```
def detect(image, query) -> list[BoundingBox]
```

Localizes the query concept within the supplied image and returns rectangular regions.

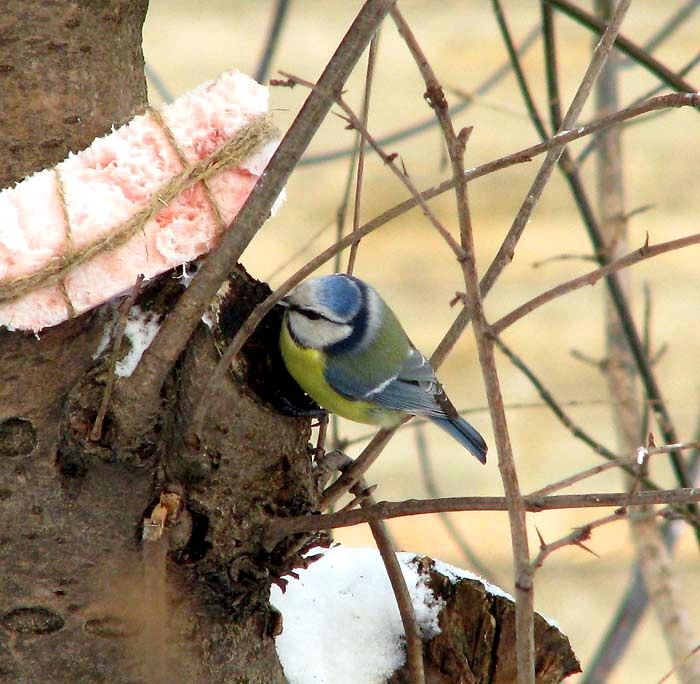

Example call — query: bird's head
[280,274,367,350]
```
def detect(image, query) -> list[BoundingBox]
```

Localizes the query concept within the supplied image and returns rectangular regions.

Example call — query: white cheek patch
[288,312,351,349]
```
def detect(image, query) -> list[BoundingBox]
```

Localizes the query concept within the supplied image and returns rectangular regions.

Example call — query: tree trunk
[0,3,316,682]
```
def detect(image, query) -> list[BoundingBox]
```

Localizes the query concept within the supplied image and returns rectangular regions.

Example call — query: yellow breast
[279,320,398,426]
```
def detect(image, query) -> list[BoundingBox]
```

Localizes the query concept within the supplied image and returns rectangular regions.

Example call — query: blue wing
[326,346,446,418]
[326,347,488,463]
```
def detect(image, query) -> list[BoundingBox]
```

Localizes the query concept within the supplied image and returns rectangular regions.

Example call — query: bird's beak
[277,297,291,309]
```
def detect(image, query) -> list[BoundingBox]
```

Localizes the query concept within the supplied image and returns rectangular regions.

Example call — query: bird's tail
[430,416,488,464]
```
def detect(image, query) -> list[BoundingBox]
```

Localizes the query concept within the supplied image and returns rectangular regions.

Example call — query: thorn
[269,78,295,88]
[647,432,656,448]
[449,291,466,307]
[332,111,354,129]
[535,526,547,550]
[458,125,474,146]
[386,152,398,164]
[362,484,378,497]
[640,231,650,255]
[574,540,600,558]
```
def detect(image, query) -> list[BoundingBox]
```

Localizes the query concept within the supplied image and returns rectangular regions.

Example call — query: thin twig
[367,511,425,684]
[254,0,292,83]
[625,0,700,59]
[531,508,633,568]
[415,425,498,581]
[347,32,380,274]
[656,643,700,684]
[491,0,548,139]
[265,487,700,541]
[90,274,144,442]
[299,25,541,166]
[491,232,700,335]
[577,53,700,164]
[529,460,622,498]
[547,0,698,93]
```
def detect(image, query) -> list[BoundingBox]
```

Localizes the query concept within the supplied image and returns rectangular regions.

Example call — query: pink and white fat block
[0,70,281,332]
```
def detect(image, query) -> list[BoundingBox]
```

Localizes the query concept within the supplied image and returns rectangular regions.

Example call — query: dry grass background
[144,2,700,681]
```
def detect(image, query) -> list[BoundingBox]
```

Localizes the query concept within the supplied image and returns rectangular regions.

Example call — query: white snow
[115,306,161,377]
[92,322,112,359]
[271,544,566,682]
[270,546,443,684]
[431,557,514,602]
[636,445,647,465]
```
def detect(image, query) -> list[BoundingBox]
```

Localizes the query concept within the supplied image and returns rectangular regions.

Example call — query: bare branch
[266,487,700,541]
[254,0,292,83]
[299,26,541,166]
[115,0,394,441]
[367,512,425,684]
[492,233,700,334]
[547,0,698,92]
[346,32,380,274]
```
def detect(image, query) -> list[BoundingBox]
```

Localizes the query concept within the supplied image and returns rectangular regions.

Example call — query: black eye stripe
[292,306,344,324]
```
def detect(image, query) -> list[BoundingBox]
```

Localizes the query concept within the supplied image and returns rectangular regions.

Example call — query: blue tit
[279,274,487,463]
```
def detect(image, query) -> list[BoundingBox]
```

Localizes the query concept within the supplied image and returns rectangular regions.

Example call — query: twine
[0,112,277,306]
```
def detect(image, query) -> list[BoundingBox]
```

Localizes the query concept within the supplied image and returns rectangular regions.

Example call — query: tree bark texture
[0,0,149,189]
[388,558,580,684]
[0,3,317,682]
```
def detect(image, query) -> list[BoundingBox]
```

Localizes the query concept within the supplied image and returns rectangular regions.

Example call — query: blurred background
[144,2,699,681]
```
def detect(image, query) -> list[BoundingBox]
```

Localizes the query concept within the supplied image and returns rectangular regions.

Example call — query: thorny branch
[395,10,539,683]
[266,487,700,542]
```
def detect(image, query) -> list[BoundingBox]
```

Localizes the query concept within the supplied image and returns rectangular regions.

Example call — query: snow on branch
[271,545,580,684]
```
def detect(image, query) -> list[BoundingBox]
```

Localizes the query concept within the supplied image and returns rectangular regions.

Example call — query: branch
[346,31,380,274]
[299,25,541,166]
[547,0,698,93]
[254,0,292,83]
[367,512,425,684]
[491,232,700,334]
[265,487,700,541]
[114,0,394,441]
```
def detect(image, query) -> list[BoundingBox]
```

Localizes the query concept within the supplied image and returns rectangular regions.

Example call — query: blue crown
[317,275,362,319]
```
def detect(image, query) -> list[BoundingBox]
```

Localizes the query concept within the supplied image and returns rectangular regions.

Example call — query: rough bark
[0,3,585,682]
[0,3,317,682]
[387,558,580,684]
[0,0,149,189]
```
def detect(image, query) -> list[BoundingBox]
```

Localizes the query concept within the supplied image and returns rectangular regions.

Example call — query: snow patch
[115,306,161,377]
[271,546,443,684]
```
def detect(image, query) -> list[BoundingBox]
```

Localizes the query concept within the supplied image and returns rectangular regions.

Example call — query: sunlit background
[144,2,700,681]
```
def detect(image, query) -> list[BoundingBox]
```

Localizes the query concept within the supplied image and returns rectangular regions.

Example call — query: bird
[278,274,487,463]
